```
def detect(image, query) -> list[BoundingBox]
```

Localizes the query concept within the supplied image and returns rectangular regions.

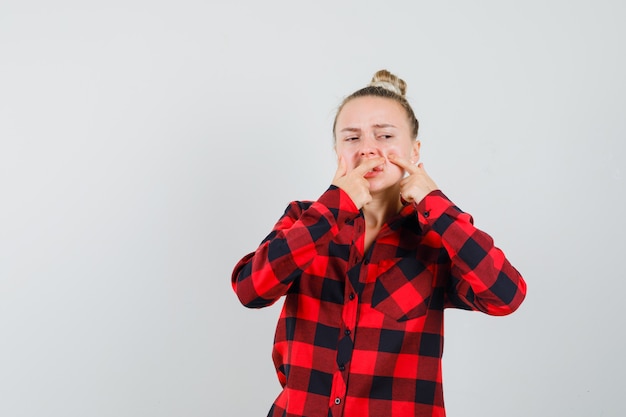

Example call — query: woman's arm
[231,186,359,308]
[416,190,527,315]
[388,155,526,315]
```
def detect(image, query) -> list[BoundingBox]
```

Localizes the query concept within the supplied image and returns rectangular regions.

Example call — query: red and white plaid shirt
[232,186,526,417]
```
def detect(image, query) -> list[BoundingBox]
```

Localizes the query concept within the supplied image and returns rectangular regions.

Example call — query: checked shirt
[232,186,526,417]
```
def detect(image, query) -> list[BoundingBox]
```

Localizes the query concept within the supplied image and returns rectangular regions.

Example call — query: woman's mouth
[364,164,385,178]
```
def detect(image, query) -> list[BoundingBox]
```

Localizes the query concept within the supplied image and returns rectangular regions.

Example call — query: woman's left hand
[388,154,439,204]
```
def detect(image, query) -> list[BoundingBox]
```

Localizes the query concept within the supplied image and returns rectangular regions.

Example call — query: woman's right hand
[332,156,385,209]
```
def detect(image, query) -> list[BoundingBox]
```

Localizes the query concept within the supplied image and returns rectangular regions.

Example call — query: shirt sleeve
[415,190,527,316]
[231,186,360,308]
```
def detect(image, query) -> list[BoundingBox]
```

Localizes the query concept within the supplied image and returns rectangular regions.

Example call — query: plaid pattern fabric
[232,186,526,417]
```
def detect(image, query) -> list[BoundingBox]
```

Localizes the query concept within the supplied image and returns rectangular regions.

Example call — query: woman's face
[334,96,420,194]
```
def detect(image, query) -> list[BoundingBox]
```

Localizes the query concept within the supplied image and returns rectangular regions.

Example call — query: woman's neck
[362,185,404,229]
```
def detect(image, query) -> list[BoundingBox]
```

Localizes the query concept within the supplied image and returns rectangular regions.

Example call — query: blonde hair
[333,69,419,140]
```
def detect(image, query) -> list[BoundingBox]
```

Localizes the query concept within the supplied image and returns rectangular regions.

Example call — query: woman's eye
[380,135,393,140]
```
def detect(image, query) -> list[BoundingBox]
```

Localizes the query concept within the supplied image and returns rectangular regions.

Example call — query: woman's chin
[368,180,402,198]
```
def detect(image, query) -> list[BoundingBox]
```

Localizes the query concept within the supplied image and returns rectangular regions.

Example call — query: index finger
[388,154,418,173]
[353,157,386,176]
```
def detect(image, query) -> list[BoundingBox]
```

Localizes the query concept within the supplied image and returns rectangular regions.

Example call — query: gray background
[1,1,625,416]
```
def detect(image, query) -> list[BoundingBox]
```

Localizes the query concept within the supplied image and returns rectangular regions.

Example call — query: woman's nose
[360,149,377,157]
[359,137,381,157]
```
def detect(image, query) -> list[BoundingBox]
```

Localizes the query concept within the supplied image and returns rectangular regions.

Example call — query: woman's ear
[410,140,421,164]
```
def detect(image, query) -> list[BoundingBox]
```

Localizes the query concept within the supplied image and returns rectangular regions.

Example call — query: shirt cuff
[414,190,458,227]
[316,185,360,224]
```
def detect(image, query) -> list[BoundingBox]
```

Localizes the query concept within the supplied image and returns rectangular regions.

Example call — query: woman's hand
[332,156,385,209]
[388,154,438,204]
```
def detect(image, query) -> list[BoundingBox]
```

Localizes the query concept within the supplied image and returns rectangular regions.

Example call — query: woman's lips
[363,164,385,178]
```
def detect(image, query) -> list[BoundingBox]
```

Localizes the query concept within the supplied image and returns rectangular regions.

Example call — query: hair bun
[369,69,407,97]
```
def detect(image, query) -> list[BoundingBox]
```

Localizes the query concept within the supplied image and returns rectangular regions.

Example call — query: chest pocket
[370,257,434,322]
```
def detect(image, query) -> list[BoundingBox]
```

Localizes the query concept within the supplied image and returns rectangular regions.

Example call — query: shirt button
[349,293,355,300]
[345,329,351,336]
[334,397,341,405]
[339,364,345,371]
[424,210,430,218]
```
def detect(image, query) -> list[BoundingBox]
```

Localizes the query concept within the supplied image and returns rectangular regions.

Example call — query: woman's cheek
[382,146,405,162]
[383,147,409,177]
[337,150,357,171]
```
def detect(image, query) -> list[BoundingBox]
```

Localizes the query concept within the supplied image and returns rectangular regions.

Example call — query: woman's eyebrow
[340,124,396,133]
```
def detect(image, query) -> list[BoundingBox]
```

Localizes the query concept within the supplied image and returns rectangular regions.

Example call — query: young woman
[232,70,527,417]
